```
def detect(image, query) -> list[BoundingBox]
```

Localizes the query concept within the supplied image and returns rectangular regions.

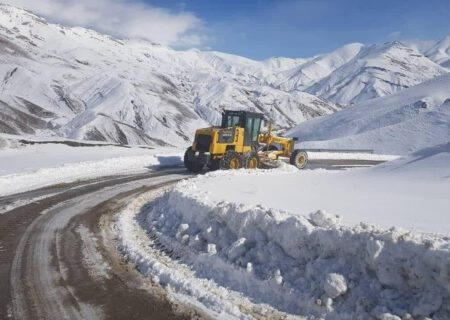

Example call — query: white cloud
[389,31,402,39]
[3,0,207,47]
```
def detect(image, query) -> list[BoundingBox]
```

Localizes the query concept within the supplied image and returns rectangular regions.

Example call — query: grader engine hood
[193,127,237,153]
[217,128,235,143]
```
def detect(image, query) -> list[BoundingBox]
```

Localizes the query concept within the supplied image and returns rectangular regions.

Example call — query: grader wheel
[244,151,260,169]
[220,150,244,170]
[290,149,308,169]
[184,147,205,173]
[207,159,221,171]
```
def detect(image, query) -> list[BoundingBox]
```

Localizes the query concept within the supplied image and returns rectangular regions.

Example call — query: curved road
[0,159,384,320]
[0,168,203,320]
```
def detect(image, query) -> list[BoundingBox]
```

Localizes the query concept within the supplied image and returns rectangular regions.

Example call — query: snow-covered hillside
[424,36,450,68]
[288,73,450,154]
[276,43,364,91]
[307,42,448,104]
[277,40,448,105]
[0,4,338,147]
[408,36,450,69]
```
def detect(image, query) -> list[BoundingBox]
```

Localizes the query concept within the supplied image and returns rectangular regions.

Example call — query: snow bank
[118,191,292,320]
[0,141,172,175]
[133,176,450,319]
[0,143,182,196]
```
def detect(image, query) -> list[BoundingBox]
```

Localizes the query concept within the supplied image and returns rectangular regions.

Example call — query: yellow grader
[184,110,308,172]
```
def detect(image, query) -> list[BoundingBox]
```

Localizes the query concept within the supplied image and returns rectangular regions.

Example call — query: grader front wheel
[290,149,308,169]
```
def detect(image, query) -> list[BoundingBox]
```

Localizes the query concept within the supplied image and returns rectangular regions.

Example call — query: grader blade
[258,157,282,169]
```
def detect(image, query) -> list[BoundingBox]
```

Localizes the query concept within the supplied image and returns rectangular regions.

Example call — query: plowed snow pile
[120,144,450,319]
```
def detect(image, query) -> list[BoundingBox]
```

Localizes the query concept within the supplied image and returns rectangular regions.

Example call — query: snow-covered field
[118,143,450,319]
[185,169,449,235]
[0,141,182,196]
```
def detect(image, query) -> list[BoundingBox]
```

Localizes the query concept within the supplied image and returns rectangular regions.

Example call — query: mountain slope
[423,36,450,68]
[306,42,448,105]
[407,36,450,68]
[288,73,450,154]
[0,4,337,146]
[276,43,364,91]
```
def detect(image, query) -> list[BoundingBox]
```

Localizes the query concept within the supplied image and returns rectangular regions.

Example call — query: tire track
[0,168,191,320]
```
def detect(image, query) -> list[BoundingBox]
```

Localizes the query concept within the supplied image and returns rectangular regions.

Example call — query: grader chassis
[184,110,308,172]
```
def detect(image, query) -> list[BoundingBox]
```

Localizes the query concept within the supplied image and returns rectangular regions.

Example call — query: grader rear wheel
[229,158,240,169]
[184,147,205,173]
[220,150,244,170]
[290,149,308,169]
[207,159,221,171]
[244,151,260,169]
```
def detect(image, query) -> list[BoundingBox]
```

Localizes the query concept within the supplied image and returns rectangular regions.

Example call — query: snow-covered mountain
[306,42,448,104]
[288,73,450,154]
[272,40,448,106]
[276,43,365,91]
[407,36,450,68]
[0,4,337,146]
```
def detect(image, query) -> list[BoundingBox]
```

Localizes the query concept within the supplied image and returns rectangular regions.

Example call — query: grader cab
[184,110,308,172]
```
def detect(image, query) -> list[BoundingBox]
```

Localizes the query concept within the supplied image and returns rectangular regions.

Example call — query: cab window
[246,117,254,139]
[252,118,261,141]
[226,115,240,127]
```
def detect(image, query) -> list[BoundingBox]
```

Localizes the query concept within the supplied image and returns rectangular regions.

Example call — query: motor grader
[184,110,308,172]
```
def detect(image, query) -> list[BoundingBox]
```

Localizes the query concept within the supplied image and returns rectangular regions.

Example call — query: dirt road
[0,168,205,320]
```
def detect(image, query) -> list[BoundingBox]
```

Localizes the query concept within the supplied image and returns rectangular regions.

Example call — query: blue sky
[146,0,450,59]
[11,0,450,60]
